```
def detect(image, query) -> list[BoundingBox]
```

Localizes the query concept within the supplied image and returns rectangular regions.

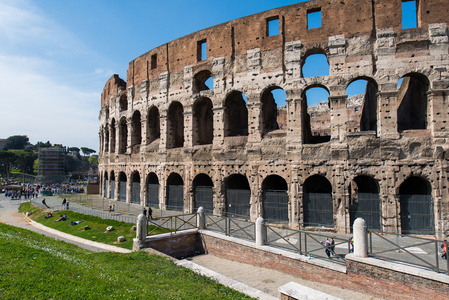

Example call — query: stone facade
[98,0,449,234]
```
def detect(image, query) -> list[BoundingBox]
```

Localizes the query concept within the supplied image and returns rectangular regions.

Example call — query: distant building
[36,148,66,184]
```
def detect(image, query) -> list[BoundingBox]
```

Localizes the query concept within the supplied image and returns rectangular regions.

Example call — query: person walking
[66,200,70,210]
[42,198,49,208]
[442,240,447,260]
[147,207,153,220]
[324,238,331,258]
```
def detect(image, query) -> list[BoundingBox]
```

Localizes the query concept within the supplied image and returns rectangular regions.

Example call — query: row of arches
[102,171,434,234]
[101,72,430,153]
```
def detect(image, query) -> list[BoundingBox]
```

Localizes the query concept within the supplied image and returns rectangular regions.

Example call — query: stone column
[286,97,303,149]
[353,218,368,257]
[247,98,262,144]
[140,172,146,207]
[212,107,225,148]
[126,173,132,204]
[133,210,147,250]
[197,207,205,229]
[159,113,167,151]
[114,174,120,202]
[329,95,348,142]
[184,106,193,148]
[255,217,267,246]
[126,119,132,154]
[377,90,399,139]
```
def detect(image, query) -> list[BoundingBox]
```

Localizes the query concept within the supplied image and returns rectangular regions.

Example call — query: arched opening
[104,171,109,198]
[193,70,213,93]
[105,126,109,153]
[262,175,288,223]
[260,87,287,136]
[118,117,127,154]
[346,79,378,133]
[302,86,331,144]
[399,176,433,234]
[147,106,160,145]
[119,94,128,111]
[110,171,115,200]
[131,171,140,204]
[110,119,116,153]
[167,102,184,149]
[118,172,127,202]
[166,173,184,211]
[302,53,329,78]
[224,91,248,137]
[224,174,250,218]
[303,175,333,227]
[131,111,141,152]
[349,175,380,230]
[193,174,214,213]
[147,172,159,207]
[397,74,429,131]
[193,97,213,145]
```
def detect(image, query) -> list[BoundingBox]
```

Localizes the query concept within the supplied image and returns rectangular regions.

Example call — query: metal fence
[367,230,448,274]
[147,213,197,235]
[265,224,350,266]
[204,214,255,242]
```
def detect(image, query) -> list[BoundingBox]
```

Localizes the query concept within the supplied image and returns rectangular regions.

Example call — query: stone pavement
[0,193,385,299]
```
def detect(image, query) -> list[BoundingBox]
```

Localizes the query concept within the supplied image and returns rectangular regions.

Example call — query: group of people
[61,198,70,210]
[323,236,354,258]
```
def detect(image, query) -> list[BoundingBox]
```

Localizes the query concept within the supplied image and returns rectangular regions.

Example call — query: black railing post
[299,231,302,254]
[305,233,308,257]
[435,241,440,273]
[369,231,373,254]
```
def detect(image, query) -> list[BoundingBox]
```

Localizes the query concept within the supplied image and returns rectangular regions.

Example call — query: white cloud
[0,0,108,152]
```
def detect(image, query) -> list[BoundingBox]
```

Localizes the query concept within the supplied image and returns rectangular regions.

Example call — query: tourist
[66,200,70,210]
[324,238,331,258]
[42,198,49,208]
[148,207,153,220]
[55,214,67,222]
[442,240,447,260]
[45,212,53,219]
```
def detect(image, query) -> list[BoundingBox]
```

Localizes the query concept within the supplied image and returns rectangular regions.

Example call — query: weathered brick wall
[98,0,449,234]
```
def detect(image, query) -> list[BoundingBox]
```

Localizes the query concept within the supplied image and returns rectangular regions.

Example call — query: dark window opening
[151,54,157,69]
[224,91,248,137]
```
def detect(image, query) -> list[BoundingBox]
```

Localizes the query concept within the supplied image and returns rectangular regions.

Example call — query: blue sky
[0,0,392,151]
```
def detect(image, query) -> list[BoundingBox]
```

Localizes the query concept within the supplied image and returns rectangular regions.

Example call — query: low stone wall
[198,231,449,300]
[135,229,448,299]
[137,229,202,258]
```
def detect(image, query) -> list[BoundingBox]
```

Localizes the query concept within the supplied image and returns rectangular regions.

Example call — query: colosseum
[99,0,449,235]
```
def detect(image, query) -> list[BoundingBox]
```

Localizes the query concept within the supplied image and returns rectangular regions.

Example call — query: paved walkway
[0,193,384,299]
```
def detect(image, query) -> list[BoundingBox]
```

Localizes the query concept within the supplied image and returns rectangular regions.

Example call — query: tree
[0,150,17,179]
[88,156,98,166]
[13,150,37,182]
[3,135,30,150]
[80,147,96,156]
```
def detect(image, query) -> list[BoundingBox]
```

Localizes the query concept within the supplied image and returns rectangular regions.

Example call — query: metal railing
[368,231,449,274]
[147,213,197,235]
[204,214,255,242]
[265,224,350,266]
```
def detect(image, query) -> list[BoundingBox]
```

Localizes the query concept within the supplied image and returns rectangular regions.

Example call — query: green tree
[88,156,98,166]
[0,150,17,179]
[33,159,39,174]
[13,150,37,182]
[4,135,30,150]
[80,147,96,156]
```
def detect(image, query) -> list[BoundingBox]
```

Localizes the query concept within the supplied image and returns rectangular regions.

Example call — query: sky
[0,0,383,152]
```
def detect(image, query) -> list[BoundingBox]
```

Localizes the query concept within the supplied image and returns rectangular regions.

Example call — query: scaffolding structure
[36,148,66,184]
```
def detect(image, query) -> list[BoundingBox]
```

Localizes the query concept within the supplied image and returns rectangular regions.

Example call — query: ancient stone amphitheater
[99,0,449,234]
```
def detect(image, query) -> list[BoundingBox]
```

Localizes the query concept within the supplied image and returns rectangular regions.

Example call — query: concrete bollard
[197,206,205,230]
[256,217,267,246]
[353,217,368,258]
[136,210,147,242]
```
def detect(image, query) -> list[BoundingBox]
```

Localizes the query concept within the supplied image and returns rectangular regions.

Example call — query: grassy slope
[0,222,252,299]
[18,202,169,250]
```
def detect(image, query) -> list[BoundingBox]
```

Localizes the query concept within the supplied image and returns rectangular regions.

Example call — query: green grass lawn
[0,222,252,299]
[18,202,169,250]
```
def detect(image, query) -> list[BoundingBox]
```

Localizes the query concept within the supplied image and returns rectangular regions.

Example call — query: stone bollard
[256,217,267,246]
[353,217,368,258]
[197,207,205,230]
[133,209,147,250]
